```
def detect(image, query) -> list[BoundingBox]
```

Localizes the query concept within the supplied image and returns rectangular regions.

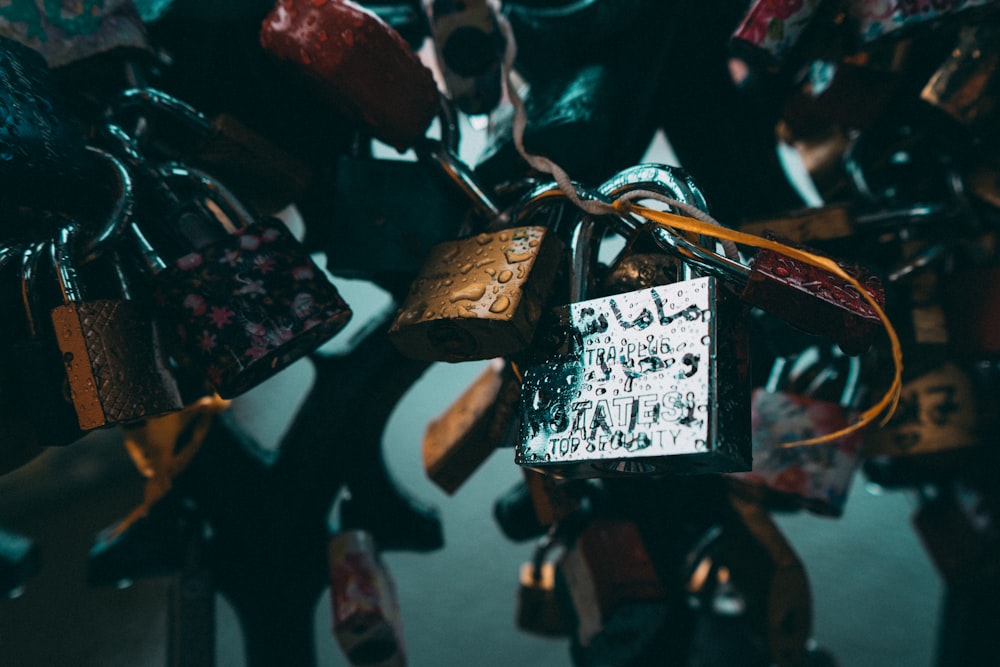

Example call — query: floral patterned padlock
[129,161,352,399]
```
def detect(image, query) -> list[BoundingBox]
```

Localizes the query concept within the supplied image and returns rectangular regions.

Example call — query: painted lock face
[517,275,750,478]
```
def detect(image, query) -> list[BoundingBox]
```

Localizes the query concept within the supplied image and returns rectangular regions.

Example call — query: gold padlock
[388,223,564,362]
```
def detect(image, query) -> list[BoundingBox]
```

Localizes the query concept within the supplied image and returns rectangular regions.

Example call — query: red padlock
[260,0,440,152]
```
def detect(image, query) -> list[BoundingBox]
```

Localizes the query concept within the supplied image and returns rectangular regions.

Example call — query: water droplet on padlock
[505,250,534,264]
[498,231,511,242]
[497,269,513,283]
[489,295,511,313]
[475,233,492,245]
[450,284,486,302]
[774,265,791,278]
[459,262,474,274]
[317,30,328,42]
[341,30,354,46]
[700,335,711,345]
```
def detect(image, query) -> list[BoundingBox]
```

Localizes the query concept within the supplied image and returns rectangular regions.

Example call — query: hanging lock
[516,530,574,637]
[922,22,1000,137]
[422,0,505,115]
[517,169,751,478]
[729,346,867,517]
[0,35,90,214]
[386,183,566,363]
[110,129,352,398]
[558,517,669,650]
[722,493,813,667]
[422,358,521,495]
[493,469,599,542]
[326,101,500,290]
[328,489,406,667]
[105,87,314,217]
[260,0,440,153]
[50,224,184,431]
[863,361,981,458]
[736,201,949,246]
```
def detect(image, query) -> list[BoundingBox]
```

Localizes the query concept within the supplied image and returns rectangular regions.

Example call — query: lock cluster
[0,1,999,666]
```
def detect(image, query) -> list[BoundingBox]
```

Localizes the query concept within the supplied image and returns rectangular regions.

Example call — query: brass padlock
[422,358,520,495]
[863,361,981,458]
[387,189,566,362]
[50,224,184,431]
[516,532,573,637]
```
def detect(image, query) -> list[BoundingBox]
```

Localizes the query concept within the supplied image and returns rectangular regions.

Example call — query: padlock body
[153,218,352,399]
[864,362,980,457]
[260,0,439,152]
[328,530,405,667]
[729,389,864,517]
[422,358,516,494]
[743,245,885,356]
[327,155,470,279]
[558,519,666,646]
[388,225,564,362]
[517,276,750,478]
[51,299,183,430]
[517,560,572,636]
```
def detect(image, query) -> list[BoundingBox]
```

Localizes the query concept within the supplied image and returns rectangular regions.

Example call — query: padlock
[728,347,867,517]
[913,477,1000,588]
[728,0,831,71]
[736,201,949,247]
[327,490,406,667]
[0,0,150,69]
[260,0,440,153]
[558,517,669,648]
[516,531,574,637]
[9,239,90,447]
[0,524,41,597]
[848,0,999,45]
[517,173,751,479]
[105,87,314,217]
[422,358,520,495]
[323,116,493,289]
[110,138,352,398]
[493,470,598,542]
[386,184,567,363]
[685,558,771,667]
[0,34,91,213]
[50,224,184,430]
[475,58,664,189]
[422,0,504,115]
[722,492,813,667]
[863,361,981,458]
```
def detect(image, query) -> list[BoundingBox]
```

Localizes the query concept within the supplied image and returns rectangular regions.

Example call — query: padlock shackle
[75,147,136,266]
[105,87,212,142]
[52,225,83,305]
[415,137,501,220]
[20,241,48,341]
[596,165,750,284]
[156,162,255,235]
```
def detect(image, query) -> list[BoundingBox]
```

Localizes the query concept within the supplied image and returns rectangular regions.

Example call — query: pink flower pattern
[154,218,352,397]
